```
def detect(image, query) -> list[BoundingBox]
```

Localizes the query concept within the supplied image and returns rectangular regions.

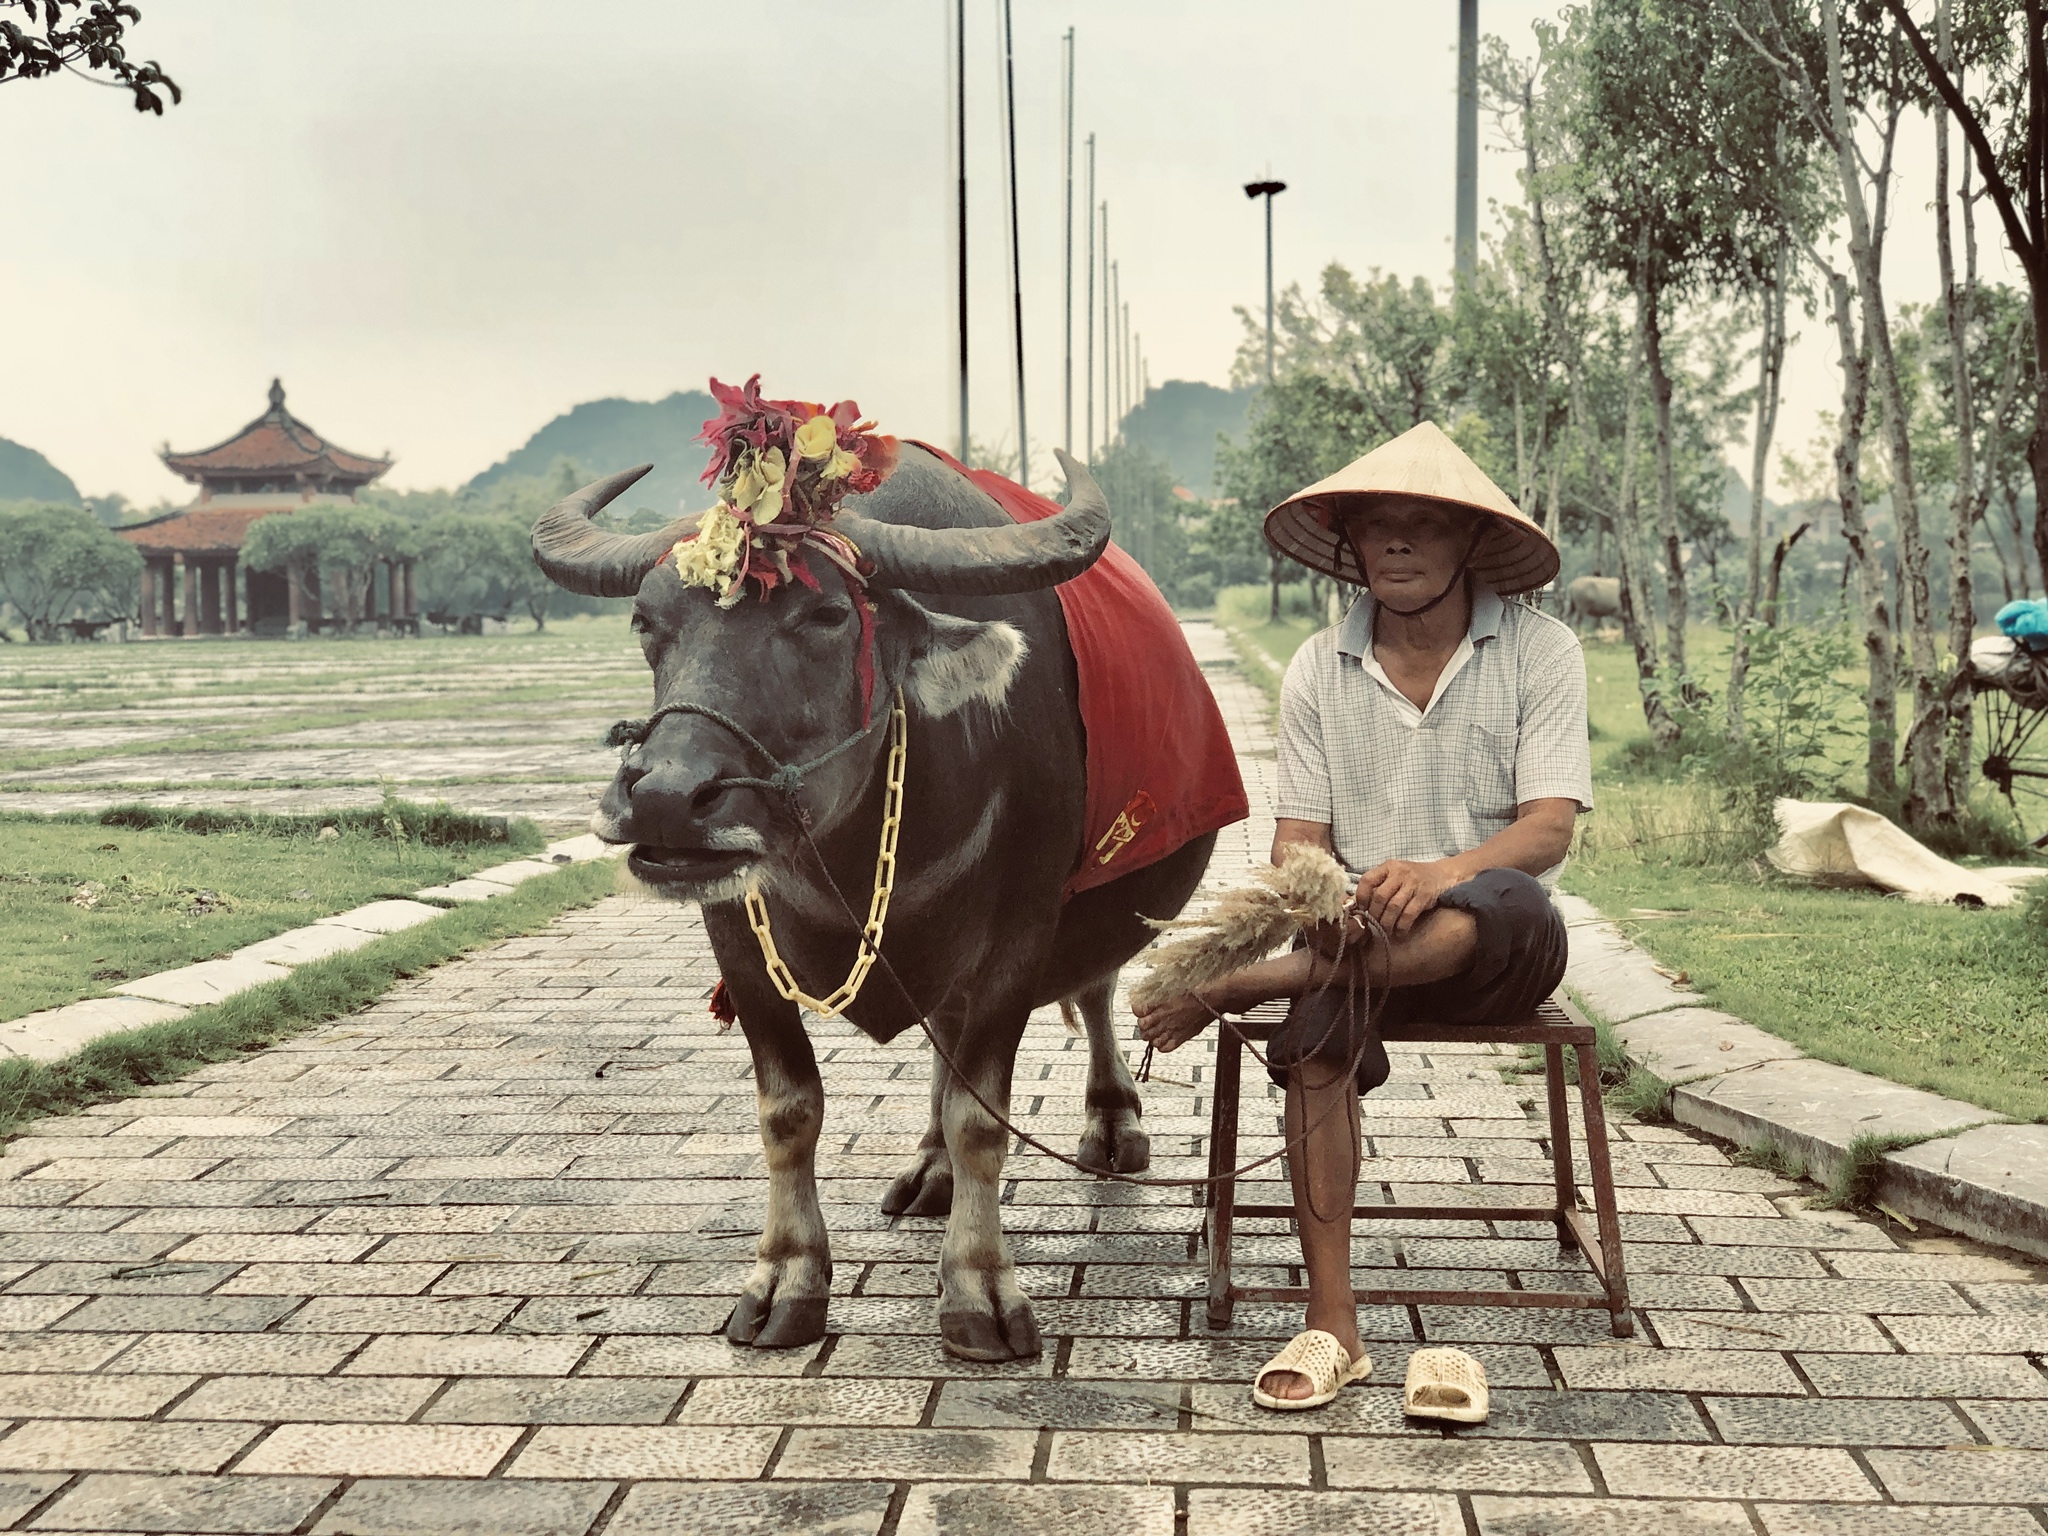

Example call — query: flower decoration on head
[669,375,900,610]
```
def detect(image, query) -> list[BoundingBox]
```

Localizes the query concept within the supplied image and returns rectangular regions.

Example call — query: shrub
[0,502,144,641]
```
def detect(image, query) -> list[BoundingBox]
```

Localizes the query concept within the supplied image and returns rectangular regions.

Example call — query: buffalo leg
[726,997,833,1349]
[1071,973,1150,1174]
[880,1056,954,1218]
[936,1008,1041,1361]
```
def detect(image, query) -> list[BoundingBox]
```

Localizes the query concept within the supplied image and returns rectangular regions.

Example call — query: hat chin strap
[1343,523,1486,619]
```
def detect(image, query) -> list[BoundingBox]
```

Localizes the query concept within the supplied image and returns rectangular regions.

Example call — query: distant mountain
[1119,381,1255,497]
[0,437,81,504]
[468,392,719,515]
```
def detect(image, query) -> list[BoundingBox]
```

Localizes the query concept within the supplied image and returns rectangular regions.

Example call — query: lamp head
[1243,180,1287,199]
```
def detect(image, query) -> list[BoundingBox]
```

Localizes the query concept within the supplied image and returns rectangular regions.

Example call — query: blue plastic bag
[1996,598,2048,654]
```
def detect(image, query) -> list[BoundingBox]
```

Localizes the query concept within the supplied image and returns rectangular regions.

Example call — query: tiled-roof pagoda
[119,381,411,637]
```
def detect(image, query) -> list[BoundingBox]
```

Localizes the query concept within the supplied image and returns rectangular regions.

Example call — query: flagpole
[1062,27,1075,457]
[1084,134,1096,461]
[954,0,968,463]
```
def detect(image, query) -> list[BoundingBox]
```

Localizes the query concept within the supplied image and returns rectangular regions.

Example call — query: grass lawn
[3,805,541,1018]
[1211,588,2048,1121]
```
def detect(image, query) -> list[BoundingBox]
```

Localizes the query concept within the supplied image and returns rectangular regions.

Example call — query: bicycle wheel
[1977,685,2048,848]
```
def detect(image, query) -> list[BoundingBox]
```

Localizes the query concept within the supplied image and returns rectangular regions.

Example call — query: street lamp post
[1243,180,1286,384]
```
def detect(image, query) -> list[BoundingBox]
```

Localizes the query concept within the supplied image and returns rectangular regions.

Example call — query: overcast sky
[0,1,2011,508]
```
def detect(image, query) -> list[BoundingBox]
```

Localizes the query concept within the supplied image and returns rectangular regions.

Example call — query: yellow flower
[818,445,861,483]
[672,502,747,595]
[728,447,787,524]
[794,414,839,462]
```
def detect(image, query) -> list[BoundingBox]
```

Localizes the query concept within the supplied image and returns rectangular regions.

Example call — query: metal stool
[1203,991,1632,1336]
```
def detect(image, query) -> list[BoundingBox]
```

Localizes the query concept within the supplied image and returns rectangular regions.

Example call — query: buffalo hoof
[940,1296,1042,1362]
[1077,1113,1150,1175]
[726,1291,830,1349]
[881,1148,954,1217]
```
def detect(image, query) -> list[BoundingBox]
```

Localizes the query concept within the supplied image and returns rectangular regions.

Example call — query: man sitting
[1135,422,1591,1410]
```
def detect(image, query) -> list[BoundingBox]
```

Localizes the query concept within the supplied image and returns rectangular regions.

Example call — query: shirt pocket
[1465,722,1520,823]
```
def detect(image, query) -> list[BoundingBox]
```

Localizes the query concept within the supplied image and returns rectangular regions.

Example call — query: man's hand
[1355,858,1460,937]
[1133,992,1219,1054]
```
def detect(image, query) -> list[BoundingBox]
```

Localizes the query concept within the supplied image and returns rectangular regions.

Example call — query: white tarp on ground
[1768,798,2046,908]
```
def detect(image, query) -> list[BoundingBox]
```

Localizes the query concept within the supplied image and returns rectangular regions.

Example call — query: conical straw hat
[1262,420,1559,594]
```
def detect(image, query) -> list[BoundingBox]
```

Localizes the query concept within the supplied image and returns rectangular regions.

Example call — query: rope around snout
[615,694,1385,1191]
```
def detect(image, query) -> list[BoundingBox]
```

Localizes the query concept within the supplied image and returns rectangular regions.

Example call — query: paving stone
[933,1379,1178,1430]
[1648,1310,1892,1352]
[1703,1395,1967,1446]
[0,1472,64,1525]
[0,1333,131,1372]
[236,922,383,965]
[310,1476,613,1536]
[897,1484,1174,1536]
[1796,1353,2048,1398]
[114,957,291,1008]
[423,1376,680,1424]
[1472,1496,1756,1535]
[280,1297,518,1333]
[1881,1316,2048,1353]
[1452,1389,1710,1442]
[317,900,446,936]
[1593,1443,1879,1500]
[680,1377,931,1427]
[345,1332,589,1377]
[111,1331,363,1375]
[776,1427,1037,1481]
[1552,1346,1804,1394]
[0,1372,192,1418]
[508,1296,733,1335]
[508,1424,779,1479]
[1865,1447,2048,1503]
[1610,1009,1804,1083]
[1049,1430,1311,1486]
[31,1471,334,1533]
[1960,1283,2048,1313]
[820,1334,1050,1379]
[241,1422,520,1477]
[1685,1216,1899,1250]
[606,1481,894,1536]
[172,1375,442,1422]
[1187,1489,1465,1536]
[1323,1437,1593,1493]
[0,1418,255,1473]
[1959,1398,2048,1448]
[583,1334,823,1377]
[1757,1506,2046,1536]
[1742,1278,1973,1314]
[10,1260,237,1294]
[0,1295,90,1330]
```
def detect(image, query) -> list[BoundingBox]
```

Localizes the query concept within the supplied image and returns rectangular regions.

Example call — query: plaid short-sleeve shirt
[1275,586,1593,884]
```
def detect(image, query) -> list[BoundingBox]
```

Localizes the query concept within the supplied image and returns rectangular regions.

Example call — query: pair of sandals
[1252,1331,1489,1421]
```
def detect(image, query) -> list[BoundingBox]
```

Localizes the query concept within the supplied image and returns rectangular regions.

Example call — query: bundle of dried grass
[1129,843,1349,1010]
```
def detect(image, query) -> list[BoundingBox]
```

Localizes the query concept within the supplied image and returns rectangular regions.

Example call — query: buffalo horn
[835,447,1112,595]
[529,464,699,597]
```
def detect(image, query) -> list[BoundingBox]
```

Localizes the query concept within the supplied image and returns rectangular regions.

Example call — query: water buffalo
[1565,574,1622,631]
[530,447,1214,1361]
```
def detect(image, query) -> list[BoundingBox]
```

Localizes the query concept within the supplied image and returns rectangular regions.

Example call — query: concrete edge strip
[1551,890,2048,1264]
[0,832,625,1064]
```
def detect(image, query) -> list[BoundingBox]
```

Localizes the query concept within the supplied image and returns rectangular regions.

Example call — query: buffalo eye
[807,603,853,629]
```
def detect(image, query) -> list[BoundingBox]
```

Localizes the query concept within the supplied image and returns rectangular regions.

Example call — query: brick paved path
[0,628,2042,1535]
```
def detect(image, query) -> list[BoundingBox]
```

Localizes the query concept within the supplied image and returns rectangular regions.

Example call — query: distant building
[118,380,408,636]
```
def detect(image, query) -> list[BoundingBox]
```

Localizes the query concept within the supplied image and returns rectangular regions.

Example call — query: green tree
[243,505,410,633]
[0,501,142,641]
[1,1,179,111]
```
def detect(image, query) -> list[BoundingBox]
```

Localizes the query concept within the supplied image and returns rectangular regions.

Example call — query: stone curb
[0,832,623,1064]
[1554,890,2048,1263]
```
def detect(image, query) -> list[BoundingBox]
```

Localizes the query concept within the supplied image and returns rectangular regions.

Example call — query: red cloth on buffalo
[912,446,1248,899]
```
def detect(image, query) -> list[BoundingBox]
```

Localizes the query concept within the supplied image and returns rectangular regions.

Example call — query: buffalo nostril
[689,781,726,813]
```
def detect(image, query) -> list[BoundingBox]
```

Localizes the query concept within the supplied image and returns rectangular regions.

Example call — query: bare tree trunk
[1823,4,1935,816]
[1613,345,1675,747]
[1827,266,1896,798]
[1729,235,1791,741]
[1931,5,1976,820]
[1637,261,1688,682]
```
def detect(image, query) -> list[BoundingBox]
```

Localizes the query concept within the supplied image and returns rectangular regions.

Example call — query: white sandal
[1403,1346,1489,1424]
[1251,1329,1372,1411]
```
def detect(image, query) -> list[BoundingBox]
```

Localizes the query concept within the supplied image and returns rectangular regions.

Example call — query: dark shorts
[1263,867,1569,1093]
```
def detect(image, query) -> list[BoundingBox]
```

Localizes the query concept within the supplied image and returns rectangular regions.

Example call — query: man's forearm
[1434,801,1575,885]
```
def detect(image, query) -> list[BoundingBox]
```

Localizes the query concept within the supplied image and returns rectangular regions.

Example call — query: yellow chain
[743,692,907,1019]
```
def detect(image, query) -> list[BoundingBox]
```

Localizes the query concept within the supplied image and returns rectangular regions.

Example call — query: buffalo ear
[896,600,1028,718]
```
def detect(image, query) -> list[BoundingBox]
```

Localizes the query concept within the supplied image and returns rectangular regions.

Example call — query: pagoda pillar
[286,559,304,634]
[402,560,417,621]
[180,558,199,639]
[200,560,223,635]
[138,566,157,637]
[224,558,240,633]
